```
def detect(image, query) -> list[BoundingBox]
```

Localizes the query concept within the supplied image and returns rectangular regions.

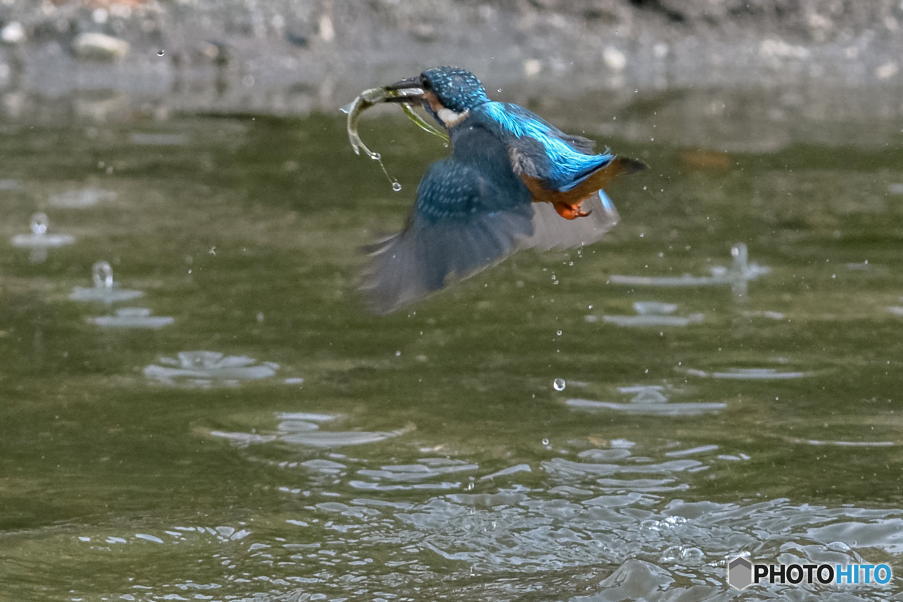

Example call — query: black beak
[383,76,424,103]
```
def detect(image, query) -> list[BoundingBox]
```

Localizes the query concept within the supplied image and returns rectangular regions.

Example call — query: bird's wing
[501,103,597,153]
[523,190,620,251]
[360,157,534,314]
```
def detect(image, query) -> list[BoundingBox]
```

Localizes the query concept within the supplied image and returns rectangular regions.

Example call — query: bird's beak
[382,76,424,103]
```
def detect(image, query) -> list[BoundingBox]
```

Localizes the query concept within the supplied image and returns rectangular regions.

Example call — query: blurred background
[1,1,902,600]
[1,0,902,130]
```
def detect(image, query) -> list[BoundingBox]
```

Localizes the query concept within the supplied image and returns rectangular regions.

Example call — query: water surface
[1,94,902,599]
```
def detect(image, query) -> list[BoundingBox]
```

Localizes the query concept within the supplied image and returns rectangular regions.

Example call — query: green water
[1,98,902,600]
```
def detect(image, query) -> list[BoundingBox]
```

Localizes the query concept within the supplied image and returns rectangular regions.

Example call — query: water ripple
[144,351,280,387]
[566,398,727,415]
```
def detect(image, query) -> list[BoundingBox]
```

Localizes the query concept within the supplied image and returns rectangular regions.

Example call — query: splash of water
[92,261,114,289]
[31,212,48,235]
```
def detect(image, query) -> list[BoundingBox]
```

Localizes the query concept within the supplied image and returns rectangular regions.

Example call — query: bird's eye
[421,78,432,91]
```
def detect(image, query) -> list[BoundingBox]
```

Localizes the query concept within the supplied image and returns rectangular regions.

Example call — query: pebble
[602,46,627,72]
[1,21,25,45]
[72,32,130,61]
[523,58,542,77]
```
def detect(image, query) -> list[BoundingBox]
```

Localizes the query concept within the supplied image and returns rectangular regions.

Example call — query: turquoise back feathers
[419,66,615,193]
[479,102,614,192]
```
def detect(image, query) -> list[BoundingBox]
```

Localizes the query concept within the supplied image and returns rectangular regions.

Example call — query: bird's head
[385,66,490,128]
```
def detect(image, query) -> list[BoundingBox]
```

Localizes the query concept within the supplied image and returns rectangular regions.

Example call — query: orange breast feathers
[521,156,643,220]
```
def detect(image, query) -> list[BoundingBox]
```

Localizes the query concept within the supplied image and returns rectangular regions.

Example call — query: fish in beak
[382,76,424,102]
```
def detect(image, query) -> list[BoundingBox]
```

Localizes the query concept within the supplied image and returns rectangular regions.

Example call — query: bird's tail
[568,156,647,196]
[610,156,648,176]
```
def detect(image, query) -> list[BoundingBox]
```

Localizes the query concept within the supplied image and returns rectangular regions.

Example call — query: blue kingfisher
[360,66,646,314]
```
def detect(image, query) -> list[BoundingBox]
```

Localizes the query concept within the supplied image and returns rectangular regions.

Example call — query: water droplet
[92,261,114,289]
[730,242,749,273]
[394,350,401,357]
[681,547,705,564]
[552,378,566,391]
[156,49,165,56]
[368,151,399,191]
[660,545,682,562]
[631,387,668,404]
[555,329,563,336]
[541,438,550,446]
[30,212,49,236]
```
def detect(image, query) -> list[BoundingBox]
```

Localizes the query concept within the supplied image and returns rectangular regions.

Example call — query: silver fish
[342,86,447,160]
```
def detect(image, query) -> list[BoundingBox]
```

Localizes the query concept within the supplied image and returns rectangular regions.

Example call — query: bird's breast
[520,158,630,206]
[520,174,556,203]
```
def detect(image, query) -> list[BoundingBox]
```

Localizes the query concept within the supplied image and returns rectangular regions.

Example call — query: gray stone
[72,32,129,61]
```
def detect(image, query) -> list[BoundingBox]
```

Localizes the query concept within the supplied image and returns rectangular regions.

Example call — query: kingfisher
[359,66,646,314]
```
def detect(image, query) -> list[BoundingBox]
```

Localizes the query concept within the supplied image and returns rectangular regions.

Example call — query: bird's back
[474,102,614,190]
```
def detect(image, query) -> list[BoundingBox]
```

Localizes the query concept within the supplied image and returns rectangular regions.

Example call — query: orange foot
[553,201,592,220]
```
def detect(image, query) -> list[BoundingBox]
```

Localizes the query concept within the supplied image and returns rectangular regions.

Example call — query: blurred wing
[360,158,533,314]
[524,189,620,251]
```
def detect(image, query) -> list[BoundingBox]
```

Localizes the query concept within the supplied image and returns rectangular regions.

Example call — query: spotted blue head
[420,66,490,112]
[385,66,491,128]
